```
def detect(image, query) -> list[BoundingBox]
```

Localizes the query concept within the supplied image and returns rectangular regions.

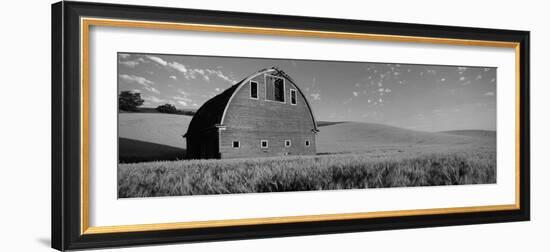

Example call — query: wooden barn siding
[186,129,219,159]
[220,74,316,158]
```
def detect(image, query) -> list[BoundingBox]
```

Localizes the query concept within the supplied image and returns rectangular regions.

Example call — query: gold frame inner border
[79,17,521,235]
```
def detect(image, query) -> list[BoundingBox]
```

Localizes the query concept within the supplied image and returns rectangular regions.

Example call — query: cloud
[491,78,496,82]
[206,69,235,83]
[310,93,321,100]
[378,88,384,92]
[119,74,154,86]
[118,55,144,68]
[385,88,391,93]
[459,76,466,81]
[143,96,167,104]
[215,88,221,92]
[119,60,140,68]
[177,89,189,96]
[169,75,177,80]
[353,91,358,97]
[440,78,446,82]
[177,101,188,106]
[484,91,495,96]
[144,86,160,94]
[476,74,483,80]
[145,55,236,84]
[173,96,192,103]
[119,74,160,94]
[168,61,187,74]
[146,55,168,66]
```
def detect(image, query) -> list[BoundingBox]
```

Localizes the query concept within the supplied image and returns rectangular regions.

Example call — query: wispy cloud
[118,55,145,68]
[119,60,140,68]
[168,61,187,74]
[143,96,167,104]
[484,91,495,96]
[352,91,359,97]
[119,74,154,86]
[169,75,177,80]
[119,74,159,94]
[310,93,321,100]
[146,55,168,66]
[173,96,192,103]
[427,69,437,75]
[144,86,160,94]
[145,55,235,84]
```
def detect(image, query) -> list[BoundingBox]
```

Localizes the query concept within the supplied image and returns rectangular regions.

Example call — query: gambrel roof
[184,67,318,137]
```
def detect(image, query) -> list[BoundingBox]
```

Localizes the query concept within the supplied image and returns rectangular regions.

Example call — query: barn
[183,67,319,159]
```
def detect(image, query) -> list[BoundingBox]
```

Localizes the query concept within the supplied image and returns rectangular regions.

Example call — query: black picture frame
[52,1,530,251]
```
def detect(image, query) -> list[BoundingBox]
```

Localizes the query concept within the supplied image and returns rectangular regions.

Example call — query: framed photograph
[52,1,530,250]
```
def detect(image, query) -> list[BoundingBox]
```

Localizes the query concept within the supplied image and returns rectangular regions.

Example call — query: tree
[118,91,144,111]
[156,103,178,114]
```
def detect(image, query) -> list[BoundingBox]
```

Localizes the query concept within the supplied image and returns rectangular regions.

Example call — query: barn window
[305,140,310,147]
[274,79,284,102]
[285,140,291,147]
[261,140,269,148]
[265,75,285,103]
[233,141,240,148]
[290,89,297,105]
[250,81,258,99]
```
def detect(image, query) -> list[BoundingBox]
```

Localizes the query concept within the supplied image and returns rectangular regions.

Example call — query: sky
[118,53,496,132]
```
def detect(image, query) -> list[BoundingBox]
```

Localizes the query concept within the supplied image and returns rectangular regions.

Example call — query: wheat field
[118,149,495,198]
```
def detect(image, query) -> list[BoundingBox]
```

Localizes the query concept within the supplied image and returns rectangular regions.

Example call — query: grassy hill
[118,113,495,163]
[118,115,497,197]
[317,122,495,157]
[118,113,192,163]
[440,130,496,138]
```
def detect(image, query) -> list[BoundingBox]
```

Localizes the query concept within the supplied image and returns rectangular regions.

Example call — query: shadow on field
[118,138,186,163]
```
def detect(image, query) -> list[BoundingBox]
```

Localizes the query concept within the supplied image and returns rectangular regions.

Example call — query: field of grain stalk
[118,150,496,198]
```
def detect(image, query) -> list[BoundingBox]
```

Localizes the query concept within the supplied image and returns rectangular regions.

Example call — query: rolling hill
[118,113,192,163]
[118,113,495,162]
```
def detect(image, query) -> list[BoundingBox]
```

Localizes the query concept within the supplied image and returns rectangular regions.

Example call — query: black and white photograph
[117,53,497,198]
[43,1,536,251]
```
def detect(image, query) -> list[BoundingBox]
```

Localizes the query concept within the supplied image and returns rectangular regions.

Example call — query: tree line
[118,90,181,114]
